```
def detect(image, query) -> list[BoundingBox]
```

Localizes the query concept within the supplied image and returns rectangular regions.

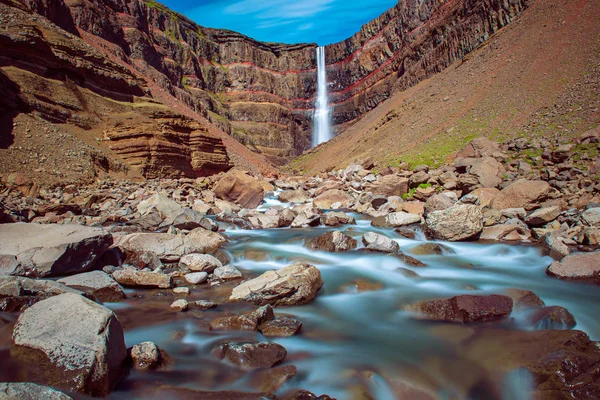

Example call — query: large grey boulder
[230,263,323,306]
[424,204,483,241]
[0,382,73,399]
[114,228,227,263]
[11,293,126,396]
[0,223,112,278]
[0,276,91,312]
[58,271,125,302]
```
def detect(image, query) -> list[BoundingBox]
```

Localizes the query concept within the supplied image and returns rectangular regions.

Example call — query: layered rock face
[7,0,527,167]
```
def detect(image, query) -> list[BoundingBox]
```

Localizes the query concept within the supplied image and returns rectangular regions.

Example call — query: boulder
[114,229,226,263]
[409,243,455,256]
[322,211,356,226]
[0,275,90,312]
[470,157,504,188]
[212,342,287,370]
[184,272,208,284]
[259,316,302,337]
[366,175,409,197]
[0,383,73,400]
[406,294,513,323]
[313,189,353,209]
[546,251,600,283]
[480,224,531,242]
[491,180,550,210]
[529,306,576,329]
[179,253,223,273]
[470,188,500,208]
[307,231,357,252]
[213,265,243,281]
[136,194,181,217]
[525,206,561,227]
[129,341,169,370]
[424,204,483,241]
[361,232,399,253]
[424,193,455,216]
[291,209,321,228]
[581,207,600,227]
[58,271,125,302]
[503,288,545,311]
[11,293,126,396]
[214,170,265,209]
[170,299,188,312]
[230,263,323,306]
[278,190,309,204]
[0,223,112,278]
[112,270,172,289]
[371,212,421,228]
[248,215,280,229]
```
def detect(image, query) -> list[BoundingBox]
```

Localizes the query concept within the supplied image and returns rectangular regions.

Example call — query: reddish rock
[214,170,265,209]
[406,294,513,323]
[212,342,287,370]
[307,231,357,252]
[491,179,550,210]
[546,251,600,283]
[259,317,302,337]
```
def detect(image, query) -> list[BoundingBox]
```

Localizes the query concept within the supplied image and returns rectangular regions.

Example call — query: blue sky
[159,0,398,45]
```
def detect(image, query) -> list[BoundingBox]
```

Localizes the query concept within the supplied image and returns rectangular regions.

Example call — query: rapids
[2,192,600,399]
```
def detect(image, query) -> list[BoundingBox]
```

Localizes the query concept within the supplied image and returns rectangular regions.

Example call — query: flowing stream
[312,46,332,147]
[2,193,600,399]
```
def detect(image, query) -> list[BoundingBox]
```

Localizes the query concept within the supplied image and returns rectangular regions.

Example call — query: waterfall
[312,46,332,147]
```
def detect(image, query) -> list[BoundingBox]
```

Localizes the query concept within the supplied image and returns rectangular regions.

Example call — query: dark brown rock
[259,317,303,337]
[406,294,513,323]
[307,231,357,252]
[212,342,287,370]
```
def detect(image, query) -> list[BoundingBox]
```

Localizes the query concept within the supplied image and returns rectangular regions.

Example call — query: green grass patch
[402,183,432,200]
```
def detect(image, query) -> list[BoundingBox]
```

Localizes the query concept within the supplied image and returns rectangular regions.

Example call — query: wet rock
[211,314,260,331]
[322,211,356,226]
[291,209,321,228]
[142,386,276,399]
[0,276,90,312]
[184,271,208,284]
[424,204,483,241]
[284,390,334,400]
[112,270,172,289]
[194,300,217,310]
[230,263,323,306]
[278,190,309,203]
[406,294,513,323]
[212,341,287,370]
[491,179,550,210]
[361,232,399,253]
[129,341,170,370]
[480,224,531,241]
[278,208,296,227]
[11,293,126,396]
[529,306,576,329]
[179,253,223,273]
[173,287,190,295]
[57,271,125,302]
[503,288,545,311]
[259,316,303,337]
[214,170,265,209]
[249,364,297,392]
[114,229,227,263]
[213,265,243,281]
[170,299,188,312]
[395,228,417,239]
[409,243,455,256]
[339,278,384,293]
[0,382,73,399]
[308,231,357,252]
[525,206,561,227]
[0,223,112,278]
[371,212,421,228]
[313,189,353,209]
[546,251,600,283]
[248,214,280,229]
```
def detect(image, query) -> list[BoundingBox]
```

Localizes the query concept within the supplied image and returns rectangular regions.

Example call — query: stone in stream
[214,170,265,209]
[194,300,217,310]
[0,223,112,278]
[211,305,275,331]
[184,271,208,284]
[230,263,323,306]
[546,251,600,283]
[291,209,321,228]
[112,270,172,289]
[173,287,190,295]
[528,306,577,329]
[141,386,276,399]
[57,271,125,302]
[406,294,513,323]
[502,288,545,311]
[313,189,353,209]
[212,342,287,370]
[307,231,357,252]
[409,243,455,256]
[371,212,421,228]
[11,293,126,396]
[213,265,244,281]
[0,382,73,399]
[248,364,298,393]
[480,224,531,242]
[278,190,310,203]
[114,228,227,263]
[129,341,171,370]
[179,253,223,273]
[424,204,483,241]
[170,299,188,312]
[248,214,280,229]
[361,232,399,253]
[259,316,302,337]
[0,275,92,312]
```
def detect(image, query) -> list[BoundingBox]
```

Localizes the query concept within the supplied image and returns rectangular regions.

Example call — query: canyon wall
[2,0,528,173]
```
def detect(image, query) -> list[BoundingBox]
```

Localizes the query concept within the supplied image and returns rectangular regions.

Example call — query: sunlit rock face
[16,0,527,164]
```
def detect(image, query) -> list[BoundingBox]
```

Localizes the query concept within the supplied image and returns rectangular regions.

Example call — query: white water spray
[312,46,332,147]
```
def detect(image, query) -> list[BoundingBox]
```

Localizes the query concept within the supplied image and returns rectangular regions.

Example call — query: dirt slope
[288,0,600,174]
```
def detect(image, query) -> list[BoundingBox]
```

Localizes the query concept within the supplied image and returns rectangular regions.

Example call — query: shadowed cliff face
[2,0,527,168]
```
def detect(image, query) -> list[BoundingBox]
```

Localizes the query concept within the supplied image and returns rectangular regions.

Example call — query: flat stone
[0,276,90,312]
[0,383,73,399]
[173,287,190,294]
[308,231,357,252]
[409,243,455,255]
[581,207,600,227]
[179,253,223,273]
[112,270,172,289]
[170,299,188,312]
[406,294,513,323]
[371,212,421,228]
[361,232,399,253]
[525,206,561,227]
[213,265,243,281]
[259,316,302,337]
[0,223,112,278]
[313,189,353,209]
[57,271,124,302]
[194,300,217,310]
[184,271,208,284]
[11,293,126,396]
[546,251,600,283]
[424,204,483,241]
[491,179,550,210]
[212,342,287,370]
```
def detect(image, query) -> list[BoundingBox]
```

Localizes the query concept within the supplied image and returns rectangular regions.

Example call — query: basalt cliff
[0,0,527,182]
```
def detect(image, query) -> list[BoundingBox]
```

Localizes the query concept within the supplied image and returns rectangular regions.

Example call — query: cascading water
[312,46,332,147]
